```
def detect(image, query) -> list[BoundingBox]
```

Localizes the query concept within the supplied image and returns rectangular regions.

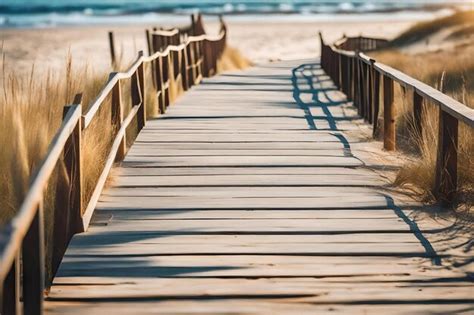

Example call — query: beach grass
[0,55,107,222]
[389,10,474,47]
[218,46,253,72]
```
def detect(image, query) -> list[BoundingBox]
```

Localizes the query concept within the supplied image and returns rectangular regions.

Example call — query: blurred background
[1,0,472,28]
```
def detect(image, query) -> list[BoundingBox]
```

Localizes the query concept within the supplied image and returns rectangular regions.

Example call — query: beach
[1,17,421,81]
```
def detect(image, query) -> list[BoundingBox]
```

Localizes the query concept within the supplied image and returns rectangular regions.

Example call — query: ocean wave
[0,1,468,28]
[1,1,468,15]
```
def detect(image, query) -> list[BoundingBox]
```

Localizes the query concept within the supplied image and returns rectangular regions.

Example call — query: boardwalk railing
[333,35,388,52]
[319,32,474,204]
[145,13,208,55]
[0,17,227,315]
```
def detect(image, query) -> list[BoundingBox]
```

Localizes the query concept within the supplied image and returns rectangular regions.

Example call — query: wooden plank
[55,255,435,278]
[48,277,474,301]
[134,133,351,143]
[128,142,347,150]
[97,196,391,210]
[123,156,363,167]
[92,209,399,220]
[100,186,382,198]
[109,174,383,187]
[69,233,419,246]
[117,166,376,176]
[126,149,348,157]
[62,243,429,259]
[84,217,413,234]
[45,300,474,315]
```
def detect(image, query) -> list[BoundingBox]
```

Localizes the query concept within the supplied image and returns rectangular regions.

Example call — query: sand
[0,18,416,82]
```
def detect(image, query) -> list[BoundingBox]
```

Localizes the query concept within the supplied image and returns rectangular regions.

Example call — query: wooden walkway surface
[46,60,473,314]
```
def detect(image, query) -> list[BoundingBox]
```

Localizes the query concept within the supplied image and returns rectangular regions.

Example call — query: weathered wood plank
[117,166,377,176]
[109,174,384,187]
[123,156,363,167]
[55,254,444,278]
[134,133,351,143]
[84,217,415,234]
[45,301,474,315]
[48,277,473,301]
[92,209,399,220]
[96,199,391,211]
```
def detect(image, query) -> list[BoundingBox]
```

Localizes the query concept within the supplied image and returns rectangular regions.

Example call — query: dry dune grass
[390,10,474,47]
[372,17,474,210]
[218,46,252,72]
[0,54,111,282]
[0,54,109,223]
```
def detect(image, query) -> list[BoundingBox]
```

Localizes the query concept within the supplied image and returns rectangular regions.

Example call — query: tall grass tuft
[218,46,252,73]
[0,52,112,282]
[0,52,109,223]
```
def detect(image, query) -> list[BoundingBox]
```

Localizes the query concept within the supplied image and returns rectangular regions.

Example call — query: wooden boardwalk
[46,60,473,314]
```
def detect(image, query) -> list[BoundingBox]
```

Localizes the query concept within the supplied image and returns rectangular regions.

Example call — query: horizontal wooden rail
[319,32,474,205]
[0,15,227,314]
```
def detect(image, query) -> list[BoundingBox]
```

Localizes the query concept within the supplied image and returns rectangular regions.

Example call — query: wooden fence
[333,35,388,52]
[320,32,474,205]
[145,13,208,55]
[0,17,227,315]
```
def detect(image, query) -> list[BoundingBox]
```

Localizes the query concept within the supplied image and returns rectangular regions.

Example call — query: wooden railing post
[343,56,348,97]
[203,40,211,77]
[363,61,368,119]
[367,59,375,124]
[162,54,171,109]
[155,56,166,113]
[191,42,197,85]
[213,40,219,73]
[173,49,180,80]
[434,110,458,203]
[413,91,423,137]
[108,31,116,68]
[2,253,20,315]
[355,55,363,116]
[181,48,189,91]
[52,98,83,279]
[351,57,355,100]
[22,201,45,315]
[191,14,196,36]
[383,75,395,150]
[197,41,203,81]
[137,58,146,127]
[111,78,126,161]
[145,29,152,56]
[131,63,144,132]
[64,99,83,228]
[344,56,350,97]
[186,43,194,87]
[372,63,381,137]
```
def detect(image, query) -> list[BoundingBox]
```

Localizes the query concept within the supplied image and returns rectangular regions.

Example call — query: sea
[0,0,472,28]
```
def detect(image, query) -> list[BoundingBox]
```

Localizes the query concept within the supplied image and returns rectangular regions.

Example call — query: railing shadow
[292,60,444,266]
[292,62,347,131]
